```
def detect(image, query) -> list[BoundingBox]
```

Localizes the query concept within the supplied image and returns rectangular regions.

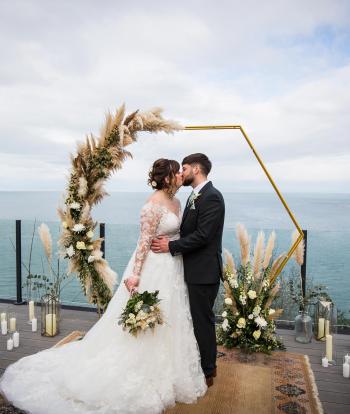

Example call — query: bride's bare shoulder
[146,191,163,204]
[143,192,167,211]
[174,197,181,208]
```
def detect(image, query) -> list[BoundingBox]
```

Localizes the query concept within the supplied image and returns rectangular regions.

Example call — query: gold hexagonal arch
[183,124,304,284]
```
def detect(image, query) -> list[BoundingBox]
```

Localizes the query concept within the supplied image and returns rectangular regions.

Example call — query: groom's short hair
[182,153,212,176]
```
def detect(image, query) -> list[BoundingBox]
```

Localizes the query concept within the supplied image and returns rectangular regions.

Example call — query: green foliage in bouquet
[118,290,164,336]
[217,224,286,354]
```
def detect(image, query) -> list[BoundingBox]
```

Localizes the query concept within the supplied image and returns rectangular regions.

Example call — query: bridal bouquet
[217,224,285,354]
[118,290,164,336]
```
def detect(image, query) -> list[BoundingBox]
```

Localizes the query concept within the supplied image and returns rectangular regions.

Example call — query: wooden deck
[1,303,349,414]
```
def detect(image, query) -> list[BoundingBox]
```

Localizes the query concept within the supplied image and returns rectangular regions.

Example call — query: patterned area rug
[167,347,323,414]
[0,334,323,414]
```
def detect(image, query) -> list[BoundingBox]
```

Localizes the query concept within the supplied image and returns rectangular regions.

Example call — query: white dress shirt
[193,179,209,194]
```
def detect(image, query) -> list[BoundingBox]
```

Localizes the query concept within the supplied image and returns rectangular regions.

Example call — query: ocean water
[0,191,349,316]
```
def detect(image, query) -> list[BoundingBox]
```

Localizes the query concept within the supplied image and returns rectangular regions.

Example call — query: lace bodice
[132,202,181,277]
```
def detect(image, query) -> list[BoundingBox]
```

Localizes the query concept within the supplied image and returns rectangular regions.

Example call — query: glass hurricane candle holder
[41,293,60,337]
[314,300,337,341]
[8,312,16,333]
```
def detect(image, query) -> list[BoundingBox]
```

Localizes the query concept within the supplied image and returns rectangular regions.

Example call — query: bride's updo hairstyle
[148,158,180,196]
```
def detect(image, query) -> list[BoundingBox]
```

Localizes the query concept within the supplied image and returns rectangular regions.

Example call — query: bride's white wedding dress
[0,202,207,414]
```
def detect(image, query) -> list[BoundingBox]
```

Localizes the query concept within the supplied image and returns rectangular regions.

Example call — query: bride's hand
[124,276,140,294]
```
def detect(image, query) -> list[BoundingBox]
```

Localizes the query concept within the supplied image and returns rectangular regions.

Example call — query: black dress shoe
[205,376,214,387]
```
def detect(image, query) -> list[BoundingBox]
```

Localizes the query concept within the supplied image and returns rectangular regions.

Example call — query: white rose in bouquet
[253,305,261,316]
[247,290,257,299]
[254,316,267,328]
[222,319,230,331]
[253,330,261,340]
[237,318,246,329]
[224,298,233,306]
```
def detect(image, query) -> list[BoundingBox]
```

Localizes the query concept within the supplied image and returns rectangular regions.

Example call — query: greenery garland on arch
[57,104,182,311]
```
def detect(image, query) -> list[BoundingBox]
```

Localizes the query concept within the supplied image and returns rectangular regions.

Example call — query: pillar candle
[322,356,328,367]
[343,362,350,378]
[7,337,13,351]
[0,312,6,322]
[326,334,333,361]
[9,317,16,332]
[31,317,37,332]
[317,318,325,339]
[13,331,19,347]
[325,319,330,336]
[29,300,35,320]
[1,319,7,335]
[45,313,57,336]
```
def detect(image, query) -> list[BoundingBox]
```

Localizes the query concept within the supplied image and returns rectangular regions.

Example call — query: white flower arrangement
[217,224,285,354]
[119,290,164,337]
[87,230,94,238]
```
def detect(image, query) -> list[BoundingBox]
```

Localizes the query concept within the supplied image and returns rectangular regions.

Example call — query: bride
[0,158,207,414]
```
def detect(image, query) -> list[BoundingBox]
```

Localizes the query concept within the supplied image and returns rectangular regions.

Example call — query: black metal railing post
[14,220,25,305]
[301,229,307,298]
[100,223,105,259]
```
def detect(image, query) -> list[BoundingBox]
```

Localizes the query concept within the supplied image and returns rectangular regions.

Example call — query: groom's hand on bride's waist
[151,236,170,253]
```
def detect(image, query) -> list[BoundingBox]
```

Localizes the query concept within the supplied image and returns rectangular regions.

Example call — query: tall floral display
[57,105,181,312]
[217,224,285,354]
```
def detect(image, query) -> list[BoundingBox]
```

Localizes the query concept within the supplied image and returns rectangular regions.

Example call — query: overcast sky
[0,0,349,193]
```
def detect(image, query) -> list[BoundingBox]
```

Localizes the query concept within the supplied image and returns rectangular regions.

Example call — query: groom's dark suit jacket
[169,181,225,284]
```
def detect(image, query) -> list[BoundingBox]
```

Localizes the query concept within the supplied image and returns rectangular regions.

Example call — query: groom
[151,153,225,387]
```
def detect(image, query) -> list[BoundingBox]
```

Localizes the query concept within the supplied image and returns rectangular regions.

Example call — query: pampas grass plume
[236,223,250,266]
[38,223,52,263]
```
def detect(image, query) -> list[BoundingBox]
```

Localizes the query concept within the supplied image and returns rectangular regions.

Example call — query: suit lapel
[181,181,213,227]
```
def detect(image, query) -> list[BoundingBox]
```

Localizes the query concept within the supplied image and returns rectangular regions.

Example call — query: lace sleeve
[132,203,163,278]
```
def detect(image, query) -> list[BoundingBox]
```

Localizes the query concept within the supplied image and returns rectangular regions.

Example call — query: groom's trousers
[187,283,220,378]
